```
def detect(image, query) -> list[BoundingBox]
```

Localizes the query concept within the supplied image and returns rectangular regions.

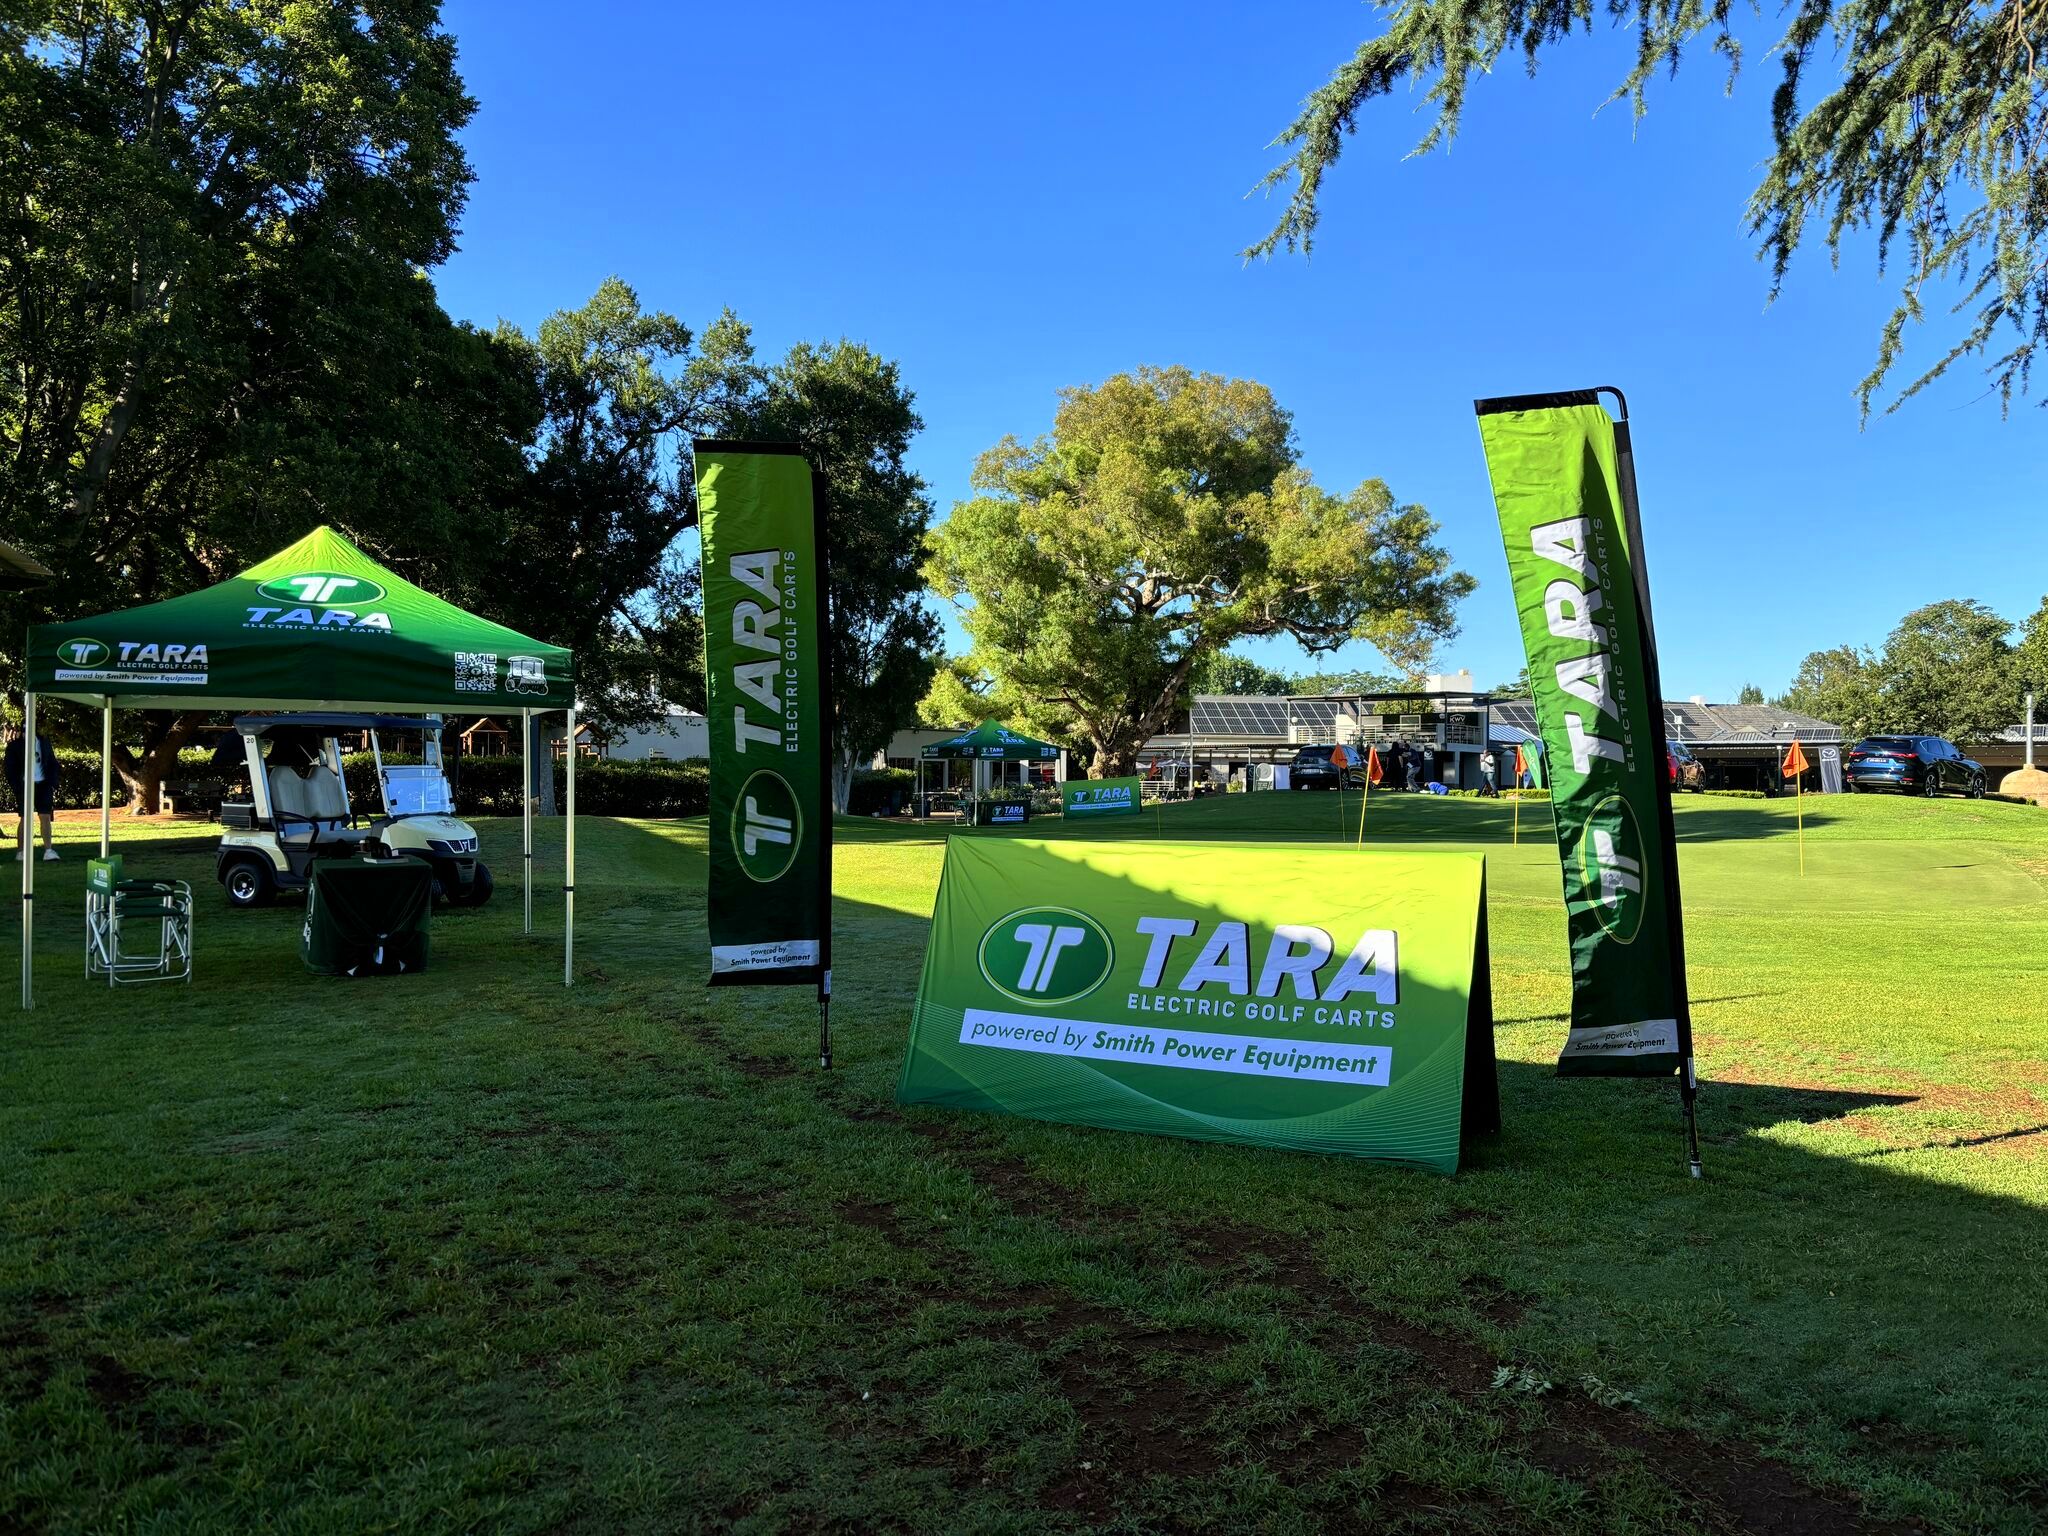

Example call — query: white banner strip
[1559,1017,1680,1058]
[711,940,821,973]
[959,1007,1391,1087]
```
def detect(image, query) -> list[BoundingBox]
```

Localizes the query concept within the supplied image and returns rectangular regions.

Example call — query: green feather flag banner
[1473,391,1696,1095]
[693,442,833,994]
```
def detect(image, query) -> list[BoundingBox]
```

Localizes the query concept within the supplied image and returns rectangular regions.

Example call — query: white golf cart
[215,713,493,910]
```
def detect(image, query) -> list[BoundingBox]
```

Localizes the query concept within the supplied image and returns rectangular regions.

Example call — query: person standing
[1479,748,1498,797]
[5,716,61,861]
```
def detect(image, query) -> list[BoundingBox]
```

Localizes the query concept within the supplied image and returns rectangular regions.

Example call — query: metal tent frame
[18,696,578,1009]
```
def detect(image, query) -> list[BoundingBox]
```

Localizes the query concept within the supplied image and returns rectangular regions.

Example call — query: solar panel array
[1189,697,1292,736]
[1188,693,1848,750]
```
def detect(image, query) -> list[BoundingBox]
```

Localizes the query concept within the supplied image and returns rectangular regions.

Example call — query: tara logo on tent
[58,638,109,668]
[256,571,387,607]
[977,907,1115,1006]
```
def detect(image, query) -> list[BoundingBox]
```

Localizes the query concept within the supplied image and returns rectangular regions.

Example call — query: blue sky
[434,1,2044,701]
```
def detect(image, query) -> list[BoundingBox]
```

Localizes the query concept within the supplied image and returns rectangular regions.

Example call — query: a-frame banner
[1472,391,1694,1089]
[694,442,832,990]
[897,839,1499,1174]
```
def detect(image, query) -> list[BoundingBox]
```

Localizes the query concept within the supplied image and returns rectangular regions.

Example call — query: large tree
[2013,595,2048,701]
[0,1,475,529]
[923,367,1473,777]
[1196,652,1296,697]
[478,282,757,737]
[724,340,940,811]
[0,0,498,809]
[1249,0,2048,414]
[1780,601,2022,739]
[1779,644,1885,735]
[1876,599,2019,741]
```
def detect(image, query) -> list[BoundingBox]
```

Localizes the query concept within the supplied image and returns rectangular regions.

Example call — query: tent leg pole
[21,692,34,1011]
[563,707,576,987]
[100,701,111,858]
[521,708,533,936]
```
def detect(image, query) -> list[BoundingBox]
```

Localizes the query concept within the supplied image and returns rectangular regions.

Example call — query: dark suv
[1289,744,1368,790]
[1844,735,1986,798]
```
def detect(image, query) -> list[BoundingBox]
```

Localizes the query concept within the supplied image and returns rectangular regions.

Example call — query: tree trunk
[1090,744,1140,778]
[112,712,207,815]
[832,748,857,814]
[1084,648,1205,782]
[66,356,143,524]
[529,714,558,815]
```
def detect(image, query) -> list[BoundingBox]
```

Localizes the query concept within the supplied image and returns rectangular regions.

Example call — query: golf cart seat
[268,764,373,846]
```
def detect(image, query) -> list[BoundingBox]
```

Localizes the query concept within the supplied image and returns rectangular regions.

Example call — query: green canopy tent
[918,720,1063,816]
[20,527,578,1007]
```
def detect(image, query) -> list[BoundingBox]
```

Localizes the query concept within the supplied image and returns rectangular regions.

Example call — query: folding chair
[85,856,193,986]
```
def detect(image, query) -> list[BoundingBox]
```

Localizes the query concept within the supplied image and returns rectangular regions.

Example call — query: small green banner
[1061,776,1142,819]
[694,442,831,987]
[1474,392,1689,1077]
[972,801,1031,827]
[896,839,1498,1173]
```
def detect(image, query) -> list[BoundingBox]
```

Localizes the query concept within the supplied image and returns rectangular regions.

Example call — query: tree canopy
[0,5,945,808]
[724,338,939,810]
[1249,0,2048,415]
[922,367,1473,777]
[1778,598,2027,740]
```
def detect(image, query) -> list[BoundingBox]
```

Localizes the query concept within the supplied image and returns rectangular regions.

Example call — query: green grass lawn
[1,791,2043,1533]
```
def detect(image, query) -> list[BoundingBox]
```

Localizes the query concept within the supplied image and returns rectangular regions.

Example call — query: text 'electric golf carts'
[216,714,492,910]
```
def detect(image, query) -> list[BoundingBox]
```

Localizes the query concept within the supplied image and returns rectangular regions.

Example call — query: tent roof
[921,719,1062,760]
[28,526,574,712]
[0,537,53,590]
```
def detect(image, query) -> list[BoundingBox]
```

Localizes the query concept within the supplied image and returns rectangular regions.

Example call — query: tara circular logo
[977,906,1114,1006]
[57,637,109,668]
[255,570,386,606]
[1580,794,1647,944]
[731,769,802,883]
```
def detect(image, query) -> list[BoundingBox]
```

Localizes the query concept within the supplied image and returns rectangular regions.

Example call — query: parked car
[1843,735,1986,798]
[1289,744,1368,790]
[1666,739,1705,792]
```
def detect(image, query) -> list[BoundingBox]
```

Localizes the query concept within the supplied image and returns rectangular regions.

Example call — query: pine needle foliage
[1247,0,2048,417]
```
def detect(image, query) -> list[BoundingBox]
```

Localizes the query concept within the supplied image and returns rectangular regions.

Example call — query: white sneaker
[42,848,58,862]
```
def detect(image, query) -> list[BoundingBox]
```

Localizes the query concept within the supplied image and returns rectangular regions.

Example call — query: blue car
[1843,735,1985,798]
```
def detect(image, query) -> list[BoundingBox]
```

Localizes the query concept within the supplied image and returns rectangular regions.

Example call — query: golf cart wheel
[222,858,273,909]
[445,862,495,909]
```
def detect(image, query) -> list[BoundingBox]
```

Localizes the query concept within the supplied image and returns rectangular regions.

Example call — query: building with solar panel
[878,676,1845,798]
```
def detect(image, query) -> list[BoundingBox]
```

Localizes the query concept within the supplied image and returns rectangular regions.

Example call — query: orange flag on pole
[1783,740,1810,778]
[1367,745,1384,786]
[1513,743,1528,782]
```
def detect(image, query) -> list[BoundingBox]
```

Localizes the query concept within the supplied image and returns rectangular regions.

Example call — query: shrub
[1703,789,1767,799]
[849,768,915,817]
[335,752,707,819]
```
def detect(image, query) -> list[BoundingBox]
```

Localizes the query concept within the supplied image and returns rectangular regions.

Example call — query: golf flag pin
[1785,739,1809,876]
[1368,746,1385,786]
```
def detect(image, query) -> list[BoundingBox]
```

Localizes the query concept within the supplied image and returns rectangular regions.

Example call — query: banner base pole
[819,984,832,1072]
[1682,1057,1704,1179]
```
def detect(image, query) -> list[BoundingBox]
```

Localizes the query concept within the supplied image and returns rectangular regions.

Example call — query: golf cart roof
[233,712,443,736]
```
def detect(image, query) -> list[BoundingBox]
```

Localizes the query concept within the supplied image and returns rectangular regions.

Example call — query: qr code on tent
[455,652,497,692]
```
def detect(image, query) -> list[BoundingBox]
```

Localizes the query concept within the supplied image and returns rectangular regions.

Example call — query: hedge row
[22,746,711,820]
